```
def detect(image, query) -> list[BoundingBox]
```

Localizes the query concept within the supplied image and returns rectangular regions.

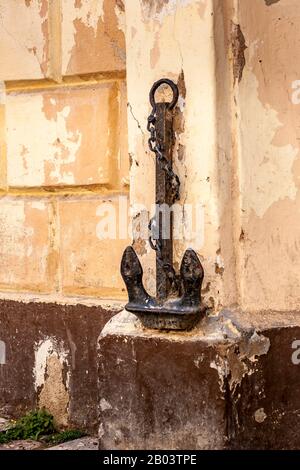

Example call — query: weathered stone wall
[0,0,129,299]
[0,0,128,428]
[2,0,300,440]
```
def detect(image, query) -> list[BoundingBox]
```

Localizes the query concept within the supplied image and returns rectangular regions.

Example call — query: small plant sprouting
[0,409,85,446]
[0,409,55,443]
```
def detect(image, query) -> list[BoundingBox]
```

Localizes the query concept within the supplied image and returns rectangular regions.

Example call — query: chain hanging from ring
[147,108,180,204]
[147,102,181,294]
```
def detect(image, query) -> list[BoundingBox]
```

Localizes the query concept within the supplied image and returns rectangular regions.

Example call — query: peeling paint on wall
[62,0,125,75]
[34,337,70,427]
[0,0,50,80]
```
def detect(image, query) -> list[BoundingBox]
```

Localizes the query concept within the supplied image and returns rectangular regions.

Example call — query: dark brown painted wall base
[2,299,300,448]
[0,299,121,432]
[98,309,300,450]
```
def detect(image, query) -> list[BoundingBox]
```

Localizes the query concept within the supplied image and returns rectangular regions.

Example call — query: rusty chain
[147,81,181,294]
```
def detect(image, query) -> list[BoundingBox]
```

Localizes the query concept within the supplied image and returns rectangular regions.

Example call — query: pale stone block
[0,198,55,292]
[0,0,50,80]
[6,82,121,187]
[59,195,131,297]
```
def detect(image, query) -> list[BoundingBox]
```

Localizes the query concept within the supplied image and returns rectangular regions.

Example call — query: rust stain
[177,69,186,99]
[174,71,186,166]
[264,0,280,5]
[75,0,82,7]
[202,282,211,294]
[25,0,31,6]
[174,70,186,135]
[231,22,247,84]
[215,263,225,276]
[133,238,147,256]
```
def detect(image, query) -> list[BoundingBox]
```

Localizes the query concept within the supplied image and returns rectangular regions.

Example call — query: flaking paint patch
[6,83,116,187]
[34,337,70,427]
[62,0,125,74]
[141,0,203,23]
[210,330,270,394]
[71,0,104,30]
[237,0,300,310]
[239,70,297,217]
[114,1,125,34]
[34,337,69,390]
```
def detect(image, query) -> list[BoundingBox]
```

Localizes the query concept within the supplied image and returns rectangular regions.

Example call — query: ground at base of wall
[0,415,98,450]
[0,436,98,451]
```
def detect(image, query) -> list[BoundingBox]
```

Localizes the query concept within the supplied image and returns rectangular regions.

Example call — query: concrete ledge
[98,309,300,449]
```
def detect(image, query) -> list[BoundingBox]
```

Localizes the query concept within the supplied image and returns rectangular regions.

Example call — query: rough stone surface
[0,440,44,451]
[98,311,229,450]
[47,436,98,451]
[98,309,300,450]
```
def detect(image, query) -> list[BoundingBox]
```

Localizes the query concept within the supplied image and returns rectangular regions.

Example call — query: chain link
[147,110,180,203]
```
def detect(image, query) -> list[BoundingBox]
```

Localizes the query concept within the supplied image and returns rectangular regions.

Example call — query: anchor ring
[149,78,179,110]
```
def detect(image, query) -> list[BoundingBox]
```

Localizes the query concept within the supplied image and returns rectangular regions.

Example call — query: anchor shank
[155,102,174,301]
